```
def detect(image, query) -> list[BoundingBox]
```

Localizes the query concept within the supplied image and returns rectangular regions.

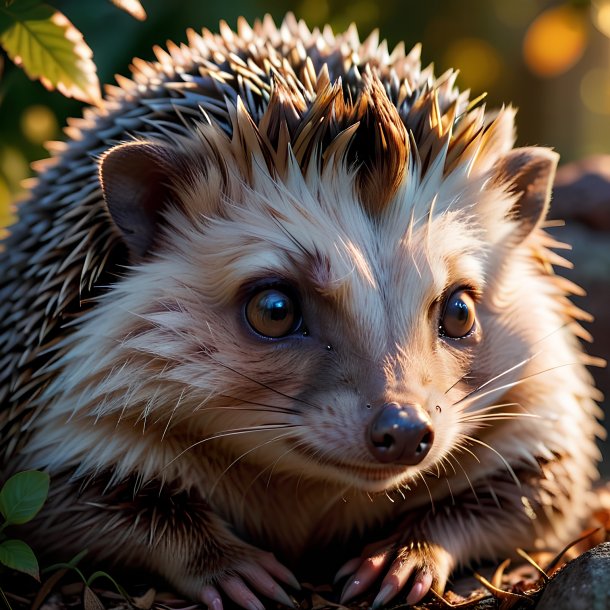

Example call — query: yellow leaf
[0,1,101,104]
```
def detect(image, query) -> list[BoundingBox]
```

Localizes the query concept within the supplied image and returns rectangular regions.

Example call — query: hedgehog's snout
[366,402,434,465]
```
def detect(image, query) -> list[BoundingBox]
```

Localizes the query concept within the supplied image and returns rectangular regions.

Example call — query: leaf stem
[0,587,13,610]
[87,571,131,601]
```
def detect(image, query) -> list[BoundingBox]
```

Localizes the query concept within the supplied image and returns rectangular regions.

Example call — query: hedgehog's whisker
[293,439,327,498]
[460,434,520,487]
[442,469,455,505]
[418,472,435,514]
[459,402,522,415]
[459,412,541,425]
[432,458,456,504]
[163,424,297,470]
[237,438,312,513]
[450,321,578,403]
[264,441,305,490]
[452,352,541,407]
[439,454,457,477]
[447,440,480,504]
[203,352,321,410]
[193,404,298,415]
[457,361,580,411]
[210,429,295,497]
[213,393,300,415]
[443,371,475,395]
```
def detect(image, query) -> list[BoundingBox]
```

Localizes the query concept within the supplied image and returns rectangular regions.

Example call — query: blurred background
[3,0,610,223]
[2,0,610,468]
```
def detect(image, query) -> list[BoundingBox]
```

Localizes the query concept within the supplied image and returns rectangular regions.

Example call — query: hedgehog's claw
[219,574,266,610]
[201,552,298,610]
[201,585,224,610]
[256,550,301,591]
[339,548,392,603]
[371,559,435,608]
[334,556,361,584]
[237,558,297,607]
[407,572,434,605]
[338,539,451,606]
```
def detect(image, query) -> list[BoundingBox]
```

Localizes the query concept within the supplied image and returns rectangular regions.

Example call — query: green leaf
[0,1,101,103]
[0,539,39,580]
[0,470,49,525]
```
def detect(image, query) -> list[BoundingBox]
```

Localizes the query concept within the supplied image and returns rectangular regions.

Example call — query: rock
[536,543,610,610]
[552,156,610,230]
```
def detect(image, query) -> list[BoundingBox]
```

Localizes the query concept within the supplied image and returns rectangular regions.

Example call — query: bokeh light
[0,177,13,233]
[592,0,610,38]
[341,1,379,29]
[0,147,29,228]
[523,5,588,77]
[297,0,329,26]
[581,67,610,114]
[492,0,538,28]
[1,147,29,186]
[444,38,502,92]
[20,105,59,145]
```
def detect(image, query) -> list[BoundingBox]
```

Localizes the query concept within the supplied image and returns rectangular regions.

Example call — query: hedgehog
[0,13,604,610]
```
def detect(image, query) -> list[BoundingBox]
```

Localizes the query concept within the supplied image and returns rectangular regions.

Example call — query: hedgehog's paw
[200,550,299,610]
[337,538,452,607]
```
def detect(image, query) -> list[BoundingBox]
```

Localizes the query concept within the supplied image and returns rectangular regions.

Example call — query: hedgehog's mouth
[292,444,414,490]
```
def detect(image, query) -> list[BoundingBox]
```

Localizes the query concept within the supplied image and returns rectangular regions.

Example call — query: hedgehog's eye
[439,289,477,339]
[246,288,301,338]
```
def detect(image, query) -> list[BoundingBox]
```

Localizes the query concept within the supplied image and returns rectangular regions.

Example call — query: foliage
[0,0,99,104]
[37,551,131,610]
[0,0,146,104]
[0,470,49,580]
[0,470,49,609]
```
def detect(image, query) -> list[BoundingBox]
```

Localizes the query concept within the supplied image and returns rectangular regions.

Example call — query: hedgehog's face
[94,106,558,493]
[224,248,484,493]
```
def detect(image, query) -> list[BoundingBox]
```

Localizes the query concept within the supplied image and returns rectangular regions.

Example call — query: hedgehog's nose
[366,402,434,465]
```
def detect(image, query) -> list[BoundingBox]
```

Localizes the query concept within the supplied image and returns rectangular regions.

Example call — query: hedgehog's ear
[493,146,559,242]
[100,141,182,258]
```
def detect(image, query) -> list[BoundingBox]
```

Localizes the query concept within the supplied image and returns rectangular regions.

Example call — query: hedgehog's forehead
[173,73,514,305]
[192,152,487,318]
